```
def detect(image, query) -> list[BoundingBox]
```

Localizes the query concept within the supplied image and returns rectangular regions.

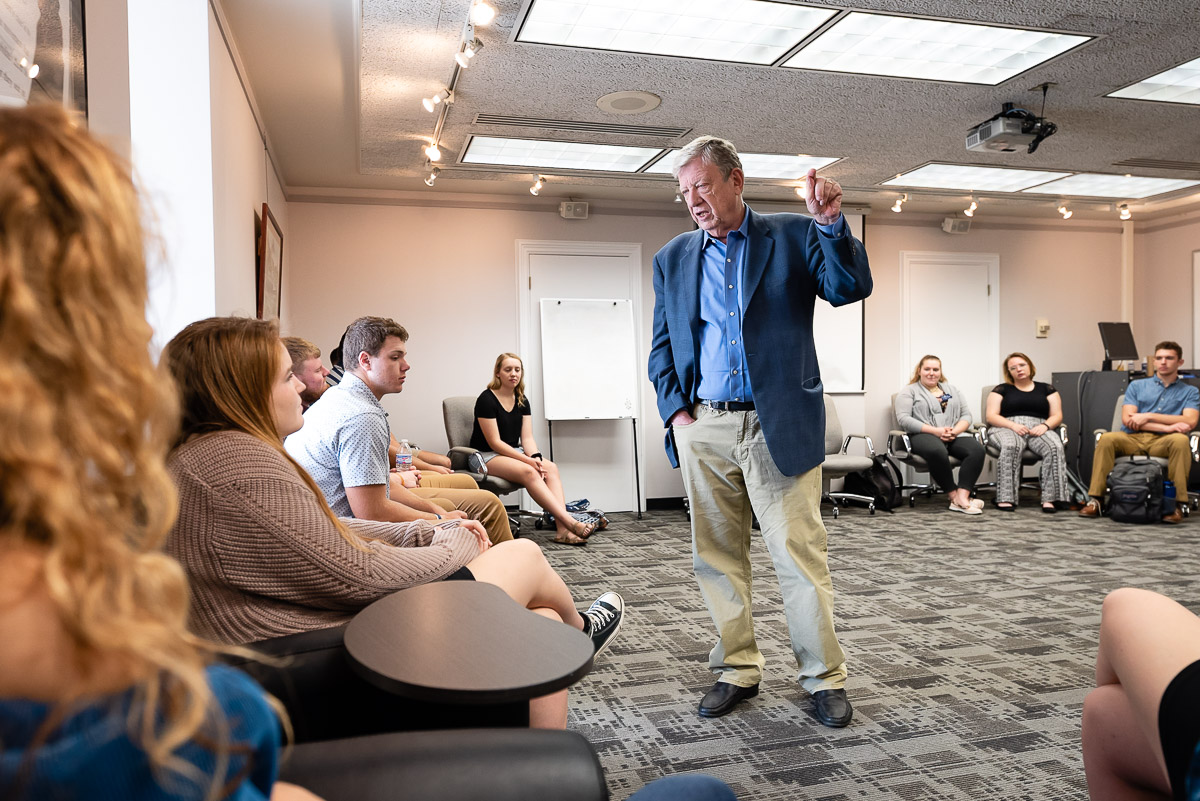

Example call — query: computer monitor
[1098,322,1139,371]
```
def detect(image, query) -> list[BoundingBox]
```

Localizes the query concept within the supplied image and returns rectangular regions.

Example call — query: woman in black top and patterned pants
[471,353,598,545]
[984,352,1069,511]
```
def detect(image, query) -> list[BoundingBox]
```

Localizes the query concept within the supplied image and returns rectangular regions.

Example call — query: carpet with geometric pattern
[534,496,1200,800]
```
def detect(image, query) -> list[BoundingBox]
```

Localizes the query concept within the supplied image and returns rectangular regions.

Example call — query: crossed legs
[1083,587,1200,800]
[484,456,591,541]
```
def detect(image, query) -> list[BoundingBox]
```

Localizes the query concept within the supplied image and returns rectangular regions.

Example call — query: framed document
[257,203,283,320]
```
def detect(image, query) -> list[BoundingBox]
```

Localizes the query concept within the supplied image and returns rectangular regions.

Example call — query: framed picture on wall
[256,203,283,320]
[1,0,88,115]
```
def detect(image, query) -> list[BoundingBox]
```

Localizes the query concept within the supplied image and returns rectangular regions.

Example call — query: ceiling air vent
[1113,158,1200,173]
[474,114,690,139]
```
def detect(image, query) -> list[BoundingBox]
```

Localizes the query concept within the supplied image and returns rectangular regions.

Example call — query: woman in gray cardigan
[894,355,986,515]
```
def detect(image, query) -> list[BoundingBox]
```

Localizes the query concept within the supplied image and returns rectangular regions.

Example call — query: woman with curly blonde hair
[0,105,313,800]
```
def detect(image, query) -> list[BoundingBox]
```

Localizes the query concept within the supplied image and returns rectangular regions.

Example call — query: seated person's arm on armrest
[414,451,452,472]
[346,483,440,522]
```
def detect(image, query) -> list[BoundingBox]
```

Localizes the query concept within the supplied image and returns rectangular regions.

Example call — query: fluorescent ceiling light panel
[517,0,836,65]
[783,12,1090,84]
[1020,173,1200,199]
[460,136,665,172]
[645,149,840,178]
[882,163,1072,192]
[1107,56,1200,105]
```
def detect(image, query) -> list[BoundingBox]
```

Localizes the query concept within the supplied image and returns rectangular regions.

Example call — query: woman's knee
[502,535,548,566]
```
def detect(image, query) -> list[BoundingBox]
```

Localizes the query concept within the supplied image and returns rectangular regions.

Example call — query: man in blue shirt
[1081,340,1199,523]
[648,136,872,726]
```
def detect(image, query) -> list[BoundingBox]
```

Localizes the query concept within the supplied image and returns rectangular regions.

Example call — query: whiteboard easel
[539,298,642,517]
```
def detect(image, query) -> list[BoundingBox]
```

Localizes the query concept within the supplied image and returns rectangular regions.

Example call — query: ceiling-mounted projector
[966,100,1058,154]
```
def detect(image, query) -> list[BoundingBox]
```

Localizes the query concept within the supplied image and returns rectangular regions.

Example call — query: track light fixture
[964,200,977,218]
[530,175,545,196]
[891,193,908,213]
[469,0,496,25]
[456,37,483,68]
[422,88,452,112]
[1057,204,1072,220]
[1119,204,1132,220]
[418,2,495,187]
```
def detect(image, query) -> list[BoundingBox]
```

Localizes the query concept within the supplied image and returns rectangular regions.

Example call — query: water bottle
[396,439,413,472]
[1164,479,1177,515]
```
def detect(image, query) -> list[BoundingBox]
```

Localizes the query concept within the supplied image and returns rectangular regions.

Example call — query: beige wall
[1135,216,1200,360]
[863,215,1126,448]
[285,199,1200,498]
[283,202,690,498]
[209,5,288,318]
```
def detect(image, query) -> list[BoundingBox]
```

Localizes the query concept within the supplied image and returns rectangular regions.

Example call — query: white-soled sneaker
[581,591,624,657]
[949,502,983,515]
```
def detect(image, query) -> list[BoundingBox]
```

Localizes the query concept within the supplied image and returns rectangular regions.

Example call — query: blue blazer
[647,207,872,476]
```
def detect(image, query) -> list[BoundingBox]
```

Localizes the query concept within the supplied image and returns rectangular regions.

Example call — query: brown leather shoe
[1079,500,1100,518]
[1163,508,1183,524]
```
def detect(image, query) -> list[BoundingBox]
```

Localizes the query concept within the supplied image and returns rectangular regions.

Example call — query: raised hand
[801,167,843,225]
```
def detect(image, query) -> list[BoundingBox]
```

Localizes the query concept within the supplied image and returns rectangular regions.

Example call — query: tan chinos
[673,403,847,692]
[1089,431,1192,500]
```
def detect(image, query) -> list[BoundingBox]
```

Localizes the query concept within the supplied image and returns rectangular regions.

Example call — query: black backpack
[842,455,904,512]
[1106,459,1164,524]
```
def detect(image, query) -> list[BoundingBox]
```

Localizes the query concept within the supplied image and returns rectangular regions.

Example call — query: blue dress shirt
[697,205,847,402]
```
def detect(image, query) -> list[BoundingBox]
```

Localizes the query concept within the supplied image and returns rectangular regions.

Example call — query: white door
[517,241,643,513]
[901,251,1000,479]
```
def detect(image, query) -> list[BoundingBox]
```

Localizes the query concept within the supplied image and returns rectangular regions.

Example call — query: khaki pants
[673,404,847,691]
[410,486,513,544]
[1089,431,1192,501]
[418,472,480,490]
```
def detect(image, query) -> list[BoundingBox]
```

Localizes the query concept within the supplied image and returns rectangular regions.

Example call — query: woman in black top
[471,353,597,545]
[984,352,1069,511]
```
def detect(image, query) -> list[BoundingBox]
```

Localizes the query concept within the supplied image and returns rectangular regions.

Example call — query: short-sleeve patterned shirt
[284,371,391,517]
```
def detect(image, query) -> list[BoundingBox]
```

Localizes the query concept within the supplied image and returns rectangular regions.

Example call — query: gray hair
[671,135,743,180]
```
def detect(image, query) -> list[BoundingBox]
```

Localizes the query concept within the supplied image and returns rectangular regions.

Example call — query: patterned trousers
[989,415,1069,504]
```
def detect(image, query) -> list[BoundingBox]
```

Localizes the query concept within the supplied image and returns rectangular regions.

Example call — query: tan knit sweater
[166,430,480,644]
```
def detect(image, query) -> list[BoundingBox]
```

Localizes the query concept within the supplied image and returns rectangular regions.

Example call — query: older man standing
[648,136,871,726]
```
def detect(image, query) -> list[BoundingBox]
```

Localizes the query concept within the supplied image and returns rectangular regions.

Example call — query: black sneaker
[581,592,624,657]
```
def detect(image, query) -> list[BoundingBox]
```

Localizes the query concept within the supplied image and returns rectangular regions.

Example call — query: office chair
[442,396,521,498]
[820,394,876,517]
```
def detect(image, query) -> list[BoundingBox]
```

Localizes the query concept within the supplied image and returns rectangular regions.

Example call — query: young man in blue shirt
[1081,340,1199,523]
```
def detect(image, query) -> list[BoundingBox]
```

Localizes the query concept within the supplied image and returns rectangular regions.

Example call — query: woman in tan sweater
[162,317,624,728]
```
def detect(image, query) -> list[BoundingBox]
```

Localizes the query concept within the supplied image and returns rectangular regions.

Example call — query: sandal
[552,531,588,546]
[572,517,598,539]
